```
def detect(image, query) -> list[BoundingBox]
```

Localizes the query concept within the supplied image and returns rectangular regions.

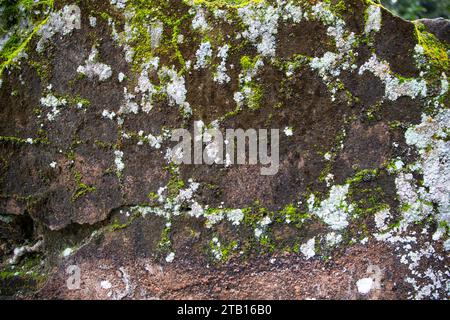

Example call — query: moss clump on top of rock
[0,0,54,75]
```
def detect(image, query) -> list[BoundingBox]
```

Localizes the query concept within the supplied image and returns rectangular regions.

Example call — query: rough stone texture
[0,0,449,299]
[418,18,450,44]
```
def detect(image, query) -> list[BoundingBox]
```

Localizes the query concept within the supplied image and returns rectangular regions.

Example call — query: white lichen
[310,51,340,78]
[102,109,116,120]
[235,57,265,109]
[404,109,450,228]
[192,7,209,31]
[238,4,280,57]
[100,280,112,289]
[118,72,126,83]
[254,216,272,239]
[159,66,191,116]
[150,21,163,49]
[62,247,73,258]
[374,208,391,231]
[308,3,357,100]
[119,87,139,115]
[325,232,342,246]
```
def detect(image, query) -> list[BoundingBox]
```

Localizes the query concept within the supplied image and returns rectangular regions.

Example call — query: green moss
[0,135,28,145]
[292,242,301,254]
[65,149,76,162]
[72,183,96,202]
[242,204,272,227]
[318,160,333,183]
[351,187,387,213]
[171,21,186,67]
[219,104,242,120]
[0,270,45,282]
[68,95,91,108]
[258,234,276,252]
[148,192,159,200]
[0,271,18,281]
[388,120,403,129]
[239,55,265,110]
[365,102,383,122]
[29,59,52,83]
[387,219,401,231]
[438,221,449,235]
[99,12,112,21]
[384,157,405,173]
[344,170,390,239]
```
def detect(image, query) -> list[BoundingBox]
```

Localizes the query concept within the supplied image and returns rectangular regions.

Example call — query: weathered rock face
[0,0,449,299]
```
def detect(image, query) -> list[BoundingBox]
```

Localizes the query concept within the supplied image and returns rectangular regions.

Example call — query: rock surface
[0,0,449,299]
[418,18,450,44]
